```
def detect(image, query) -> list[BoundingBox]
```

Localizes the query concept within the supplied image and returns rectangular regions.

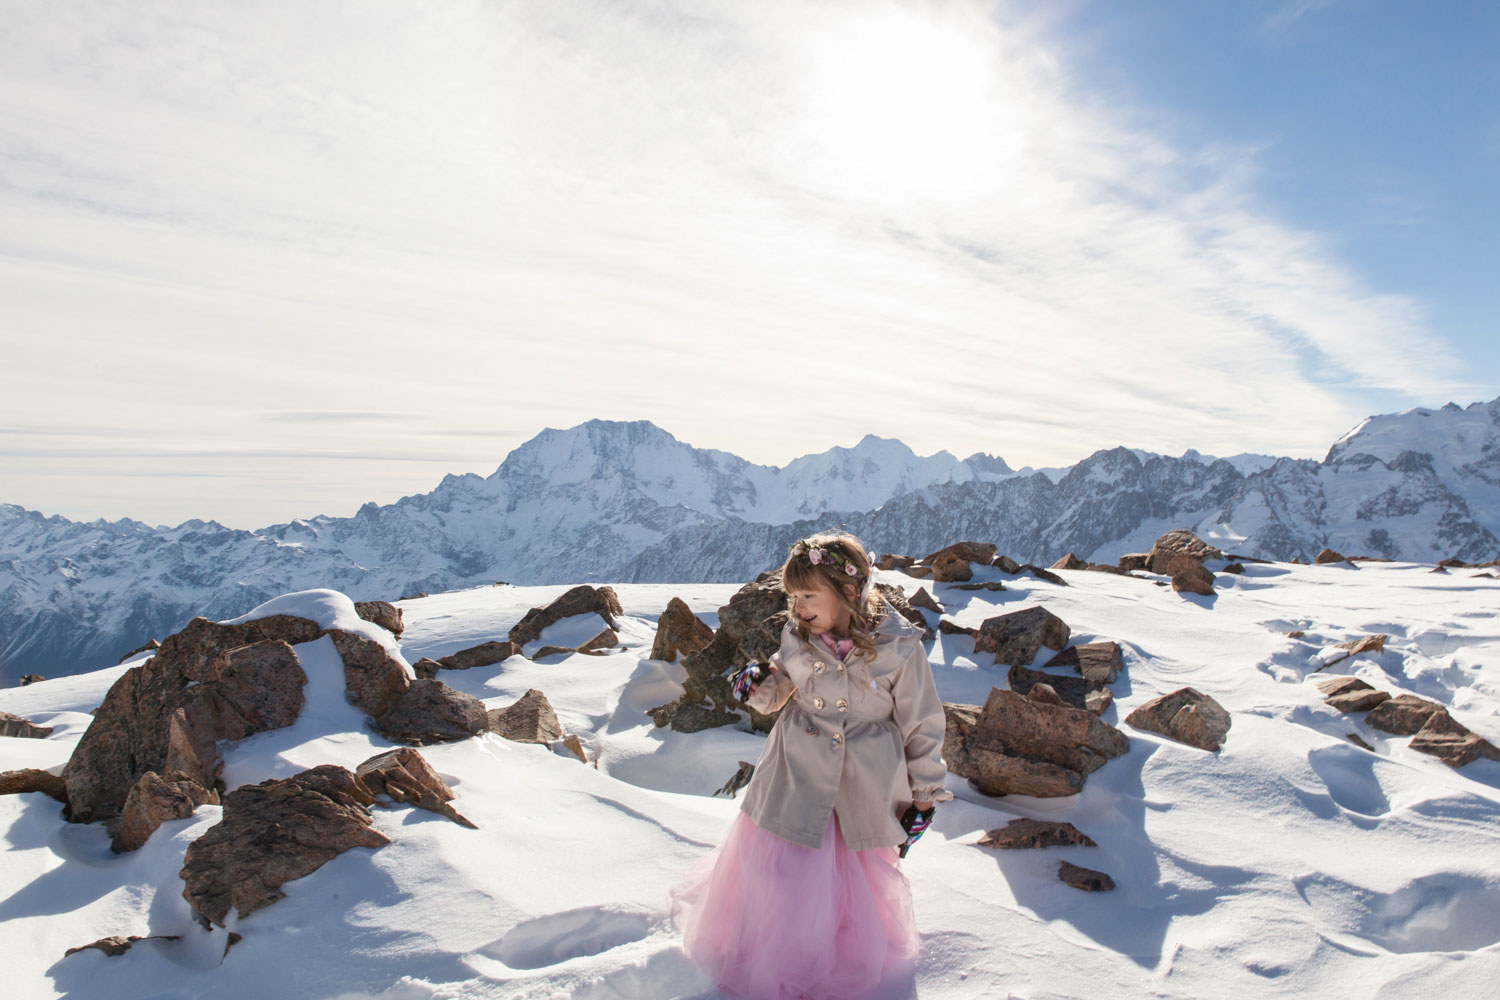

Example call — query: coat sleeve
[744,650,796,715]
[889,639,952,803]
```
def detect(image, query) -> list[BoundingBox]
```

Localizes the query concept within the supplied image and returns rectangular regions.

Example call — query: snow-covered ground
[3,562,1499,999]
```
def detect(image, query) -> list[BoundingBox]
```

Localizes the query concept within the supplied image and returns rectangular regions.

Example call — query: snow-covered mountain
[4,400,1499,683]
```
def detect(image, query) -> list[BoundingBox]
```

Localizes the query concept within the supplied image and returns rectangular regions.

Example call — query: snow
[4,566,1500,998]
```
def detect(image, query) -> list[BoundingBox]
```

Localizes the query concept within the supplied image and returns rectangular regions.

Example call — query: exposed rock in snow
[978,818,1098,850]
[1126,688,1231,751]
[973,606,1071,668]
[943,688,1129,797]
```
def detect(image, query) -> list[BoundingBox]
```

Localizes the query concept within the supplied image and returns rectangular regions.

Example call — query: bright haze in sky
[1,0,1495,529]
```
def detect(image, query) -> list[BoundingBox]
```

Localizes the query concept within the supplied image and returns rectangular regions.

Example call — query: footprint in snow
[482,905,656,970]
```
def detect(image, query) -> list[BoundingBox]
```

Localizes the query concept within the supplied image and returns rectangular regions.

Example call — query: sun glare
[807,14,1011,202]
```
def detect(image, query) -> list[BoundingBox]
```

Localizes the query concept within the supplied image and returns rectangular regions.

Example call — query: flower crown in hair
[789,538,863,579]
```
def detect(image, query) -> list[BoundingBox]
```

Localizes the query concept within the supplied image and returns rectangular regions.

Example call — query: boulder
[1346,732,1375,751]
[1085,563,1126,575]
[1315,548,1347,565]
[905,565,933,579]
[535,628,619,658]
[974,607,1070,668]
[1058,861,1115,892]
[1007,664,1112,715]
[412,657,444,680]
[327,630,410,719]
[114,771,216,853]
[354,601,405,636]
[1021,564,1067,586]
[0,767,69,804]
[63,618,315,824]
[931,552,973,582]
[651,598,716,662]
[179,765,390,926]
[938,619,979,637]
[1126,688,1231,751]
[439,640,524,671]
[878,554,916,571]
[1147,530,1224,575]
[1222,562,1245,574]
[1044,642,1124,685]
[993,555,1022,575]
[327,630,488,744]
[1168,554,1215,596]
[953,581,1007,592]
[908,588,943,614]
[356,747,475,828]
[977,818,1097,850]
[1408,711,1500,768]
[1365,694,1446,736]
[508,585,623,646]
[1117,553,1150,573]
[116,639,160,664]
[1026,683,1064,706]
[922,542,997,566]
[943,689,1129,797]
[19,674,46,685]
[487,689,564,745]
[0,710,53,739]
[1314,676,1391,713]
[1050,553,1087,571]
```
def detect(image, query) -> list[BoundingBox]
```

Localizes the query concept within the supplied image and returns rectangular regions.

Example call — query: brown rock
[19,674,46,685]
[508,585,623,646]
[356,747,475,828]
[1085,563,1126,575]
[1021,564,1068,585]
[1146,530,1224,574]
[953,581,1007,592]
[993,555,1022,574]
[931,552,973,583]
[1044,642,1124,685]
[974,607,1071,668]
[562,734,589,763]
[1346,732,1375,751]
[1167,554,1215,596]
[0,710,53,739]
[1007,664,1112,715]
[1126,688,1231,751]
[355,601,405,636]
[533,628,617,657]
[906,565,933,579]
[922,542,998,566]
[909,587,943,614]
[978,818,1097,850]
[114,771,215,853]
[1286,630,1306,639]
[1338,634,1388,656]
[487,689,564,745]
[439,640,524,671]
[939,618,979,637]
[878,554,916,571]
[412,657,444,680]
[179,765,390,926]
[1027,683,1064,706]
[713,761,756,799]
[943,689,1129,797]
[1050,553,1088,571]
[651,598,715,662]
[116,639,160,664]
[1315,547,1347,564]
[1408,710,1500,768]
[375,678,489,745]
[1365,694,1446,735]
[1314,676,1392,713]
[64,935,178,958]
[1222,562,1245,574]
[874,583,935,642]
[327,630,409,719]
[0,767,69,804]
[63,618,314,824]
[1117,553,1150,573]
[1058,861,1115,891]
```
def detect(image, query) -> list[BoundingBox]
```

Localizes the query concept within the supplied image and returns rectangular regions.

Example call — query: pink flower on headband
[809,548,824,564]
[845,563,858,576]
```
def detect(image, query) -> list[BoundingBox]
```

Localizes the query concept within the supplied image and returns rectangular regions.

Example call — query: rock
[327,630,410,719]
[943,689,1129,797]
[713,761,756,799]
[327,630,487,744]
[1167,554,1215,596]
[1429,566,1449,574]
[1321,635,1389,669]
[1050,553,1088,570]
[354,601,404,636]
[1286,630,1306,639]
[0,710,54,739]
[906,565,933,579]
[562,734,589,763]
[877,554,916,571]
[438,640,524,671]
[1126,688,1231,751]
[1365,694,1448,736]
[977,818,1097,850]
[908,588,943,614]
[64,935,178,958]
[19,674,46,685]
[0,767,69,804]
[1085,563,1126,575]
[1007,664,1112,715]
[1346,732,1375,751]
[1027,683,1064,705]
[1222,562,1245,574]
[1147,530,1224,575]
[1314,676,1392,713]
[952,581,1007,592]
[356,747,475,828]
[1315,547,1347,564]
[63,617,315,824]
[939,619,979,637]
[116,639,160,664]
[1058,861,1115,892]
[973,607,1070,668]
[931,552,973,583]
[651,597,715,662]
[179,765,390,926]
[993,555,1022,574]
[114,771,215,853]
[1020,564,1067,585]
[399,591,429,601]
[412,657,444,680]
[1044,642,1124,685]
[1117,553,1150,573]
[487,689,564,745]
[508,585,623,646]
[923,542,997,566]
[534,628,618,658]
[874,583,935,642]
[1408,711,1500,768]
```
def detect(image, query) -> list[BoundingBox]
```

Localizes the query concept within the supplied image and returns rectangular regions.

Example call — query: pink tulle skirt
[670,810,919,999]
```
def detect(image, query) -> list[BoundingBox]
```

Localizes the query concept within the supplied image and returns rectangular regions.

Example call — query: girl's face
[790,577,855,637]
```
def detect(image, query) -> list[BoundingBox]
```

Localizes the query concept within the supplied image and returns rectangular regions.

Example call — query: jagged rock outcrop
[1007,664,1112,715]
[114,771,216,853]
[0,710,53,738]
[978,818,1097,850]
[651,597,715,662]
[327,630,488,744]
[1408,710,1500,768]
[1126,687,1231,751]
[1147,530,1224,574]
[487,689,564,745]
[356,747,475,828]
[943,688,1129,797]
[908,588,942,615]
[354,601,404,636]
[973,607,1071,668]
[180,764,390,926]
[1365,694,1445,735]
[508,585,623,646]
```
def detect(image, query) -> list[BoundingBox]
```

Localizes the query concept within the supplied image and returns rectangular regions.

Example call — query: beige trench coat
[740,597,950,850]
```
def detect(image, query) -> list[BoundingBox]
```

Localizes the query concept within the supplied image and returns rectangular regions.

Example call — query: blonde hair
[780,531,882,660]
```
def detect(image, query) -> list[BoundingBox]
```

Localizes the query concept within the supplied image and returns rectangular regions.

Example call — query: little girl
[671,531,950,999]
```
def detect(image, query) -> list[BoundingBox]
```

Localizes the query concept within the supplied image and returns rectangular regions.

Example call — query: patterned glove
[731,662,771,703]
[898,805,936,858]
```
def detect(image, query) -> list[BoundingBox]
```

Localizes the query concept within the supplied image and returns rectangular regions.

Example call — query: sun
[804,12,1012,202]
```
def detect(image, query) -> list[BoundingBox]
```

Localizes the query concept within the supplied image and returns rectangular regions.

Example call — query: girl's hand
[731,662,774,702]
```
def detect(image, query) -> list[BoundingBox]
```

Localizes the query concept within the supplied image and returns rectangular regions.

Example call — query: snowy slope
[3,564,1499,999]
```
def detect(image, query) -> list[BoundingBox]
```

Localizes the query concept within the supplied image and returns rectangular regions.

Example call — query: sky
[1,0,1496,530]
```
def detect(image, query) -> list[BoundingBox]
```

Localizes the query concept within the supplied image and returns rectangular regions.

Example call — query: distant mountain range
[4,397,1498,683]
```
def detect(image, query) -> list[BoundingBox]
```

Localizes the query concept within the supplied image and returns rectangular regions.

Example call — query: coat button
[836,698,848,713]
[813,696,826,710]
[836,662,846,672]
[813,660,826,674]
[831,732,844,747]
[806,723,820,736]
